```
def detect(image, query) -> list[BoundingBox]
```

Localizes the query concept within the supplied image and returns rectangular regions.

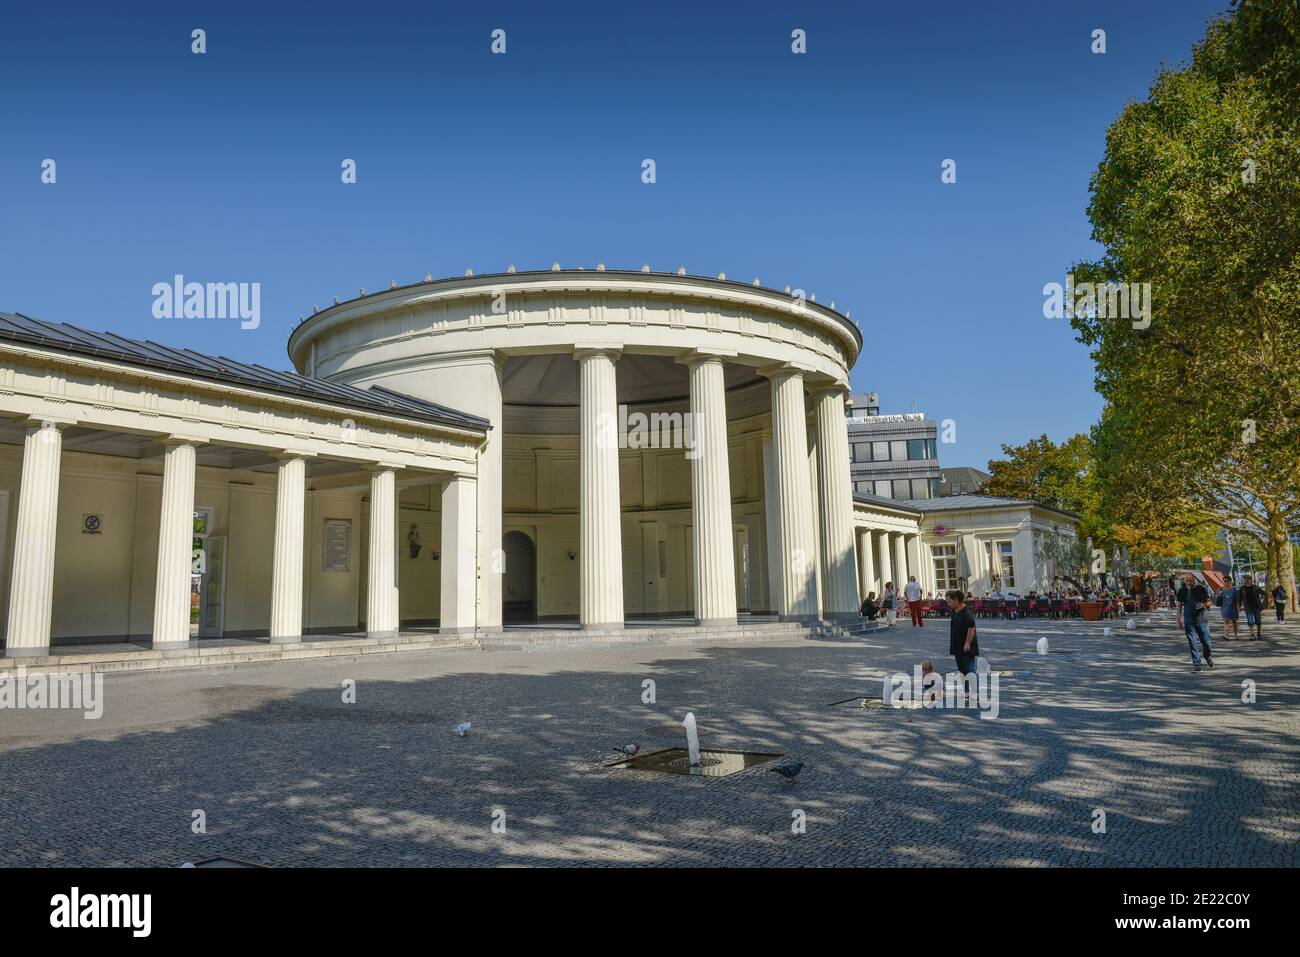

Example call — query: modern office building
[845,393,941,500]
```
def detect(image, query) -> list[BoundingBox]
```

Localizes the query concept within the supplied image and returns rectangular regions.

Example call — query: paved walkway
[1,613,1296,866]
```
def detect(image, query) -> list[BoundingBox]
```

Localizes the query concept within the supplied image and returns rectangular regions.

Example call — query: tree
[1070,0,1300,610]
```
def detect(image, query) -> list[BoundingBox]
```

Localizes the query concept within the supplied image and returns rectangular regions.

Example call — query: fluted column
[152,439,200,649]
[4,420,65,656]
[895,531,910,589]
[857,529,876,601]
[879,531,894,589]
[813,386,860,617]
[577,347,624,629]
[764,365,818,621]
[440,474,478,634]
[906,534,924,594]
[367,465,399,636]
[269,454,309,642]
[682,352,737,625]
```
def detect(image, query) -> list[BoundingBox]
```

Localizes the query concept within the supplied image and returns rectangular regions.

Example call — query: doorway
[502,530,537,623]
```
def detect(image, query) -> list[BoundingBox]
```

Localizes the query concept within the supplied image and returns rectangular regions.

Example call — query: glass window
[875,480,892,498]
[853,442,871,463]
[872,441,889,462]
[929,478,941,497]
[907,438,931,460]
[927,438,937,459]
[892,479,911,499]
[854,481,872,494]
[933,544,958,592]
[999,541,1016,588]
[910,478,930,499]
[890,440,907,462]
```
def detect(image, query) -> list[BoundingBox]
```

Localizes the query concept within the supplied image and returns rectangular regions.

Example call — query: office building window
[929,477,941,497]
[933,544,958,592]
[853,442,871,463]
[890,439,907,461]
[892,479,911,499]
[872,441,889,461]
[910,478,931,499]
[875,480,892,497]
[906,438,937,460]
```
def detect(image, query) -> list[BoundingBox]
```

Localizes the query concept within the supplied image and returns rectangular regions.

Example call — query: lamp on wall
[567,548,577,561]
[432,550,440,561]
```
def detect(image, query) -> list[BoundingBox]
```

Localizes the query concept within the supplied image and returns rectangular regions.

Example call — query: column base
[439,626,477,636]
[4,645,49,658]
[779,613,822,624]
[366,629,399,640]
[268,635,302,645]
[695,616,738,628]
[150,640,194,652]
[581,621,625,631]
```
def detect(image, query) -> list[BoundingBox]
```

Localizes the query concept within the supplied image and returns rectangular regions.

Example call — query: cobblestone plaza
[2,613,1295,868]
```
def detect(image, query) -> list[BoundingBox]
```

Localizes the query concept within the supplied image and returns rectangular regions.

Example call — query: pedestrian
[1240,575,1266,640]
[946,589,979,677]
[882,582,897,626]
[904,575,924,627]
[1176,572,1214,671]
[860,591,879,620]
[1215,578,1239,641]
[1273,583,1287,623]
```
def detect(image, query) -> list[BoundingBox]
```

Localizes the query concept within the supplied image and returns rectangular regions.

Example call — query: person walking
[882,582,897,626]
[1273,583,1287,623]
[946,589,979,676]
[1240,575,1267,640]
[1215,578,1240,641]
[904,575,924,627]
[1175,572,1214,671]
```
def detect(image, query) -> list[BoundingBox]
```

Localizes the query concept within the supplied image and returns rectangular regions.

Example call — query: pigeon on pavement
[768,759,804,781]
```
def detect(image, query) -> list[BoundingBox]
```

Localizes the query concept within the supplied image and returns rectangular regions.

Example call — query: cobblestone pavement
[2,613,1297,867]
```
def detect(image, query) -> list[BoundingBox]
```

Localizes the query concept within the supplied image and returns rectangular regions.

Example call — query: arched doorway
[502,530,537,623]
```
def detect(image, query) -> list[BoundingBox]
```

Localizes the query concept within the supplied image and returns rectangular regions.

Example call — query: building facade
[845,393,941,500]
[0,270,1076,657]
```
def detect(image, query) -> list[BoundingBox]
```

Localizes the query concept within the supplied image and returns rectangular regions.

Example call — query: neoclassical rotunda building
[287,267,866,632]
[0,268,1075,658]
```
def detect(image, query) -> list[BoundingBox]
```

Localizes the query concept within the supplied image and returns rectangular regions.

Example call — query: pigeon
[612,744,639,758]
[454,721,471,737]
[768,759,804,781]
[1036,637,1050,656]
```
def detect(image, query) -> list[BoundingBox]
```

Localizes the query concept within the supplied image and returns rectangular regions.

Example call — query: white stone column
[857,528,876,602]
[4,420,65,657]
[440,474,478,634]
[269,454,309,643]
[813,387,859,617]
[682,352,737,625]
[895,532,910,591]
[152,439,200,649]
[764,366,818,621]
[367,465,399,636]
[577,347,624,629]
[906,534,923,596]
[761,434,782,614]
[878,531,894,590]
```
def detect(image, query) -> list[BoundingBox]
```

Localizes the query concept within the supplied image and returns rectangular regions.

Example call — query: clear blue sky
[0,0,1229,470]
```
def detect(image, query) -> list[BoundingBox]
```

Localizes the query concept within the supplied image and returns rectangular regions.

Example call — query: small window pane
[890,440,907,461]
[872,441,889,461]
[875,480,892,497]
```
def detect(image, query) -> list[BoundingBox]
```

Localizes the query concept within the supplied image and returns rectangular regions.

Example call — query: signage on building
[323,518,353,573]
[81,513,103,535]
[846,412,927,425]
[933,525,949,536]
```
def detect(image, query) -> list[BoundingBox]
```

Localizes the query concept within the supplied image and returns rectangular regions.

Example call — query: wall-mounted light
[432,550,441,561]
[567,548,577,561]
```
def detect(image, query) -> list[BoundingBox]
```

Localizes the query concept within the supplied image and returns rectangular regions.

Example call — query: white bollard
[1036,637,1049,656]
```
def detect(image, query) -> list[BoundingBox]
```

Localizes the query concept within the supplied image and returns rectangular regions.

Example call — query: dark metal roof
[0,313,489,434]
[899,493,1081,520]
[852,492,923,516]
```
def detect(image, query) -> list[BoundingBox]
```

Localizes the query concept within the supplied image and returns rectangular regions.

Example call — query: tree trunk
[1267,508,1297,615]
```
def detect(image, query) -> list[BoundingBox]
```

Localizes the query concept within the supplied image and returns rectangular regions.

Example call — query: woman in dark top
[946,589,979,675]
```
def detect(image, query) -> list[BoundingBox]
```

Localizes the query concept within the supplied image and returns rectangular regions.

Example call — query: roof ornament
[677,266,686,275]
[390,280,397,289]
[424,274,433,283]
[552,262,561,271]
[359,288,365,296]
[641,264,650,273]
[717,272,726,280]
[507,264,517,273]
[810,293,816,302]
[752,277,761,286]
[784,285,791,293]
[333,296,340,304]
[312,305,319,314]
[596,262,606,271]
[465,268,474,277]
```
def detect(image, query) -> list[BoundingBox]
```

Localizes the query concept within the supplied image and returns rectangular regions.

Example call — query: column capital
[758,361,815,381]
[573,344,623,363]
[17,414,75,430]
[159,433,206,448]
[675,348,736,368]
[367,461,403,473]
[273,449,316,462]
[806,379,852,398]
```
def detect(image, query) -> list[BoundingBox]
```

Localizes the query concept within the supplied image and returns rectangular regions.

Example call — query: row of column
[855,528,923,598]
[3,419,478,657]
[576,351,860,629]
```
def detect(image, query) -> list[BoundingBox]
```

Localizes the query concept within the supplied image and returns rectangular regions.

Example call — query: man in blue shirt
[1176,572,1215,672]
